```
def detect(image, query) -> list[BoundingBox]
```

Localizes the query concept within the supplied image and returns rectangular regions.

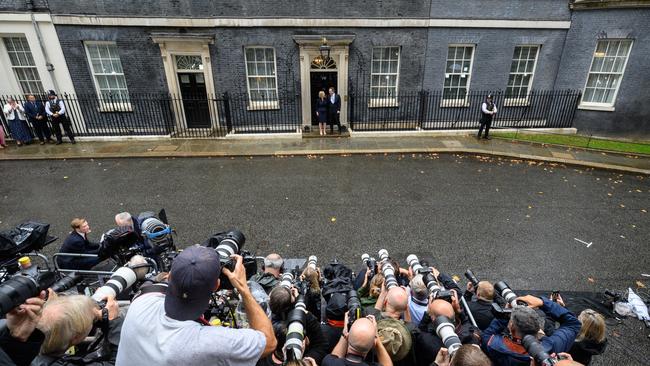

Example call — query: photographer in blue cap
[116,245,276,366]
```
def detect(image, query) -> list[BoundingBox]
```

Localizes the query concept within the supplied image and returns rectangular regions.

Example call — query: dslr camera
[361,253,377,279]
[203,230,257,290]
[491,281,528,319]
[406,254,453,303]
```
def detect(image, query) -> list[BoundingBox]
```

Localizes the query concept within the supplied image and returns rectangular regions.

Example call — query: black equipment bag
[0,221,50,260]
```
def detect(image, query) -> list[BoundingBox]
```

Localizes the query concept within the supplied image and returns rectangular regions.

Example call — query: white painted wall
[0,13,77,96]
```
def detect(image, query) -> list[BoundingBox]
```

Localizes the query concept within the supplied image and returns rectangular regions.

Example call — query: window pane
[602,57,614,73]
[245,48,255,61]
[255,49,265,61]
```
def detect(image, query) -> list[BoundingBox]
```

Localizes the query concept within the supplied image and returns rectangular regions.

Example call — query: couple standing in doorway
[315,87,341,136]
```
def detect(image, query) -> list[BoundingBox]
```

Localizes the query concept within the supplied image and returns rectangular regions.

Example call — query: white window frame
[369,46,401,108]
[579,39,633,112]
[3,36,44,95]
[244,46,279,110]
[442,44,475,107]
[84,41,131,112]
[505,45,540,107]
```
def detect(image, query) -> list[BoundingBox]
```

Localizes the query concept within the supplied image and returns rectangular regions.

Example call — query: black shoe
[55,141,62,145]
[47,139,55,144]
[40,141,45,145]
[71,139,76,144]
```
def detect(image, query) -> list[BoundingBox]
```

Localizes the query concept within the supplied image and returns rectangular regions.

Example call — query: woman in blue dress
[316,90,329,136]
[3,98,32,146]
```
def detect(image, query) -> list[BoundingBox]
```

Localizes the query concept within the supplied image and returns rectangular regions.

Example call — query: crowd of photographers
[0,217,609,366]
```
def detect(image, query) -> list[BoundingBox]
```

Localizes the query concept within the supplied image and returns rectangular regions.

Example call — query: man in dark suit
[57,218,101,270]
[462,280,496,331]
[327,87,342,134]
[24,94,53,145]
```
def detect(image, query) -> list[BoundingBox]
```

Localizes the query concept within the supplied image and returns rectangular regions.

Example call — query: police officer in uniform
[478,94,497,140]
[45,90,75,144]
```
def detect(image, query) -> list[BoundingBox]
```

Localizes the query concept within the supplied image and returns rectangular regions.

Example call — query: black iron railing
[348,90,581,131]
[1,89,580,139]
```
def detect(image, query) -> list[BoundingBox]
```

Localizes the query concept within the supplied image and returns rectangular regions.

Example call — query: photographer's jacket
[481,297,581,366]
[0,320,45,366]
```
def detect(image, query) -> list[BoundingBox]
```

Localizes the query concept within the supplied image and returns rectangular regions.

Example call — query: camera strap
[132,282,168,301]
[344,353,365,363]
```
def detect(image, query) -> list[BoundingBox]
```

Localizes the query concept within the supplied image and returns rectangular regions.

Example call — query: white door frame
[294,35,355,129]
[151,34,219,131]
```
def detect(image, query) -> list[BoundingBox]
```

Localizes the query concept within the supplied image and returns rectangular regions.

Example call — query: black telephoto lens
[522,334,556,366]
[0,271,55,316]
[347,289,362,329]
[465,269,479,287]
[50,273,82,293]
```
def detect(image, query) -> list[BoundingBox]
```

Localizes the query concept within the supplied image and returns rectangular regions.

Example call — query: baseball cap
[165,245,221,321]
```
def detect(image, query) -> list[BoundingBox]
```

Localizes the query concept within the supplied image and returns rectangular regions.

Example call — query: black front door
[178,72,210,128]
[310,72,337,125]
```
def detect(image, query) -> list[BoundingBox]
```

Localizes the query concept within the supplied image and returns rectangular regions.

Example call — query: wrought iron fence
[0,92,303,140]
[348,89,581,131]
[1,89,580,139]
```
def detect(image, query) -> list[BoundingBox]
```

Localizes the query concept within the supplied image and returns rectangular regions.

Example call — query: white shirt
[481,102,497,115]
[116,293,266,366]
[330,93,336,104]
[3,103,26,121]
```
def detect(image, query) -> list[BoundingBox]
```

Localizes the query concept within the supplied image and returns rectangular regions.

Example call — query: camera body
[203,230,257,290]
[407,254,451,302]
[0,268,55,315]
[464,269,479,287]
[361,253,377,279]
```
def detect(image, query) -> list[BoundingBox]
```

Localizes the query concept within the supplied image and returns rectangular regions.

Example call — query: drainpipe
[27,0,61,92]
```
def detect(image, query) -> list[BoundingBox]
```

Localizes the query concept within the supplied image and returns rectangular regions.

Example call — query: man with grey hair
[482,295,581,365]
[407,275,428,326]
[32,294,122,365]
[251,253,284,294]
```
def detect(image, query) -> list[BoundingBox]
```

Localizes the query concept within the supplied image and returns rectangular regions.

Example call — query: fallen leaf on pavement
[636,281,646,288]
[330,217,336,222]
[452,275,461,282]
[588,277,595,283]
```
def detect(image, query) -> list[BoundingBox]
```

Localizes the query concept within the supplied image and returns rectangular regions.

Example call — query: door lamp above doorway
[311,38,337,70]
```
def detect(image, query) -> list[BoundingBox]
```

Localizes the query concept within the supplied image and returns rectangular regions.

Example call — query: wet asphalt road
[1,153,649,365]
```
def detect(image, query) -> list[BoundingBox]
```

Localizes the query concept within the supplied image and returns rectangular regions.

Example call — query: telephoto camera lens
[49,273,82,293]
[280,272,294,290]
[284,295,307,361]
[434,315,462,357]
[494,281,518,308]
[406,254,425,275]
[378,249,390,263]
[347,289,362,329]
[361,254,376,279]
[307,255,317,270]
[523,334,556,366]
[0,271,56,316]
[214,230,245,270]
[91,255,148,302]
[382,262,398,290]
[465,269,480,287]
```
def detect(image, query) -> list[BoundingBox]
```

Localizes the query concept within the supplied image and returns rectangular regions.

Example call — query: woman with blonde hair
[315,90,329,136]
[569,309,607,365]
[301,266,322,317]
[357,272,384,307]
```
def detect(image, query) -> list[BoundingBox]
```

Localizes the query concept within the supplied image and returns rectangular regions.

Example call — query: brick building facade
[1,0,648,137]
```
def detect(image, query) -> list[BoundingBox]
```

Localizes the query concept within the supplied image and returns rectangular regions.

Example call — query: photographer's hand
[434,347,451,366]
[517,295,543,309]
[466,281,475,293]
[7,292,45,342]
[224,254,277,357]
[450,289,462,315]
[222,254,249,294]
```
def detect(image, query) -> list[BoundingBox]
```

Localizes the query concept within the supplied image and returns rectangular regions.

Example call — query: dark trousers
[51,115,75,142]
[30,118,52,142]
[478,117,492,138]
[328,110,341,132]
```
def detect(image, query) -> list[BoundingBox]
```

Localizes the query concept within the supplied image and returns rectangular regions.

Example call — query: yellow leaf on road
[63,176,68,179]
[452,275,461,282]
[330,217,336,222]
[636,281,646,288]
[588,277,595,283]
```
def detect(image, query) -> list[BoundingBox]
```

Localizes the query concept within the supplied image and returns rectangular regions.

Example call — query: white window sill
[97,103,133,112]
[247,101,280,111]
[578,104,615,112]
[504,99,530,107]
[368,99,399,108]
[440,100,470,108]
